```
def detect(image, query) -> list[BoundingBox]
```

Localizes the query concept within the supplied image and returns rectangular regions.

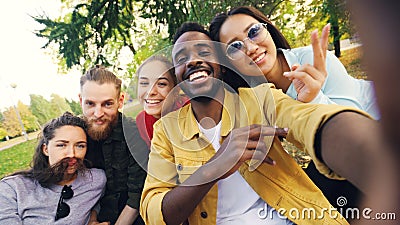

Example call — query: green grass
[338,46,367,79]
[0,139,36,178]
[0,131,39,149]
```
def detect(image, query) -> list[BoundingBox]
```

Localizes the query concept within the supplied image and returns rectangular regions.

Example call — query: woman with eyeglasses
[209,6,377,220]
[209,6,379,120]
[0,112,108,225]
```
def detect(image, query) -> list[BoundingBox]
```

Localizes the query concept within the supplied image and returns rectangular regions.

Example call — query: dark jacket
[85,112,148,224]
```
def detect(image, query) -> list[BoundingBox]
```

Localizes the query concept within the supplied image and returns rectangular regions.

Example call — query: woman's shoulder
[0,174,37,190]
[289,46,313,57]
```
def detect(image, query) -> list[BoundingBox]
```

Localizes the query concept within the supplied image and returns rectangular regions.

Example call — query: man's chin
[88,123,113,141]
[92,123,107,130]
[88,129,109,141]
[85,115,118,141]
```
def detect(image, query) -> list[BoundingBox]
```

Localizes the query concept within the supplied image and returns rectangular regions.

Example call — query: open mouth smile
[253,52,266,64]
[250,51,267,65]
[145,99,163,104]
[188,71,209,82]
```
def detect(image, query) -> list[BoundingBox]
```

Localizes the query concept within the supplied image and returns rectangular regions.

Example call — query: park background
[0,0,366,177]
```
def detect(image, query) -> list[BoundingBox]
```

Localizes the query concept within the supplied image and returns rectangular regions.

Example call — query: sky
[0,0,81,111]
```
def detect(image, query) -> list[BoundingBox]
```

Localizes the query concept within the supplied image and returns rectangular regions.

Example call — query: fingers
[242,142,275,166]
[284,63,326,83]
[283,68,320,86]
[273,127,288,138]
[283,64,325,102]
[226,125,286,165]
[249,150,276,165]
[320,23,331,56]
[311,29,324,72]
[311,24,329,76]
[243,125,273,140]
[263,156,276,165]
[245,124,288,140]
[291,63,300,71]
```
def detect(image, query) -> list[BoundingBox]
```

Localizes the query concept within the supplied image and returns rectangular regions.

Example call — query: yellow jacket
[141,84,368,225]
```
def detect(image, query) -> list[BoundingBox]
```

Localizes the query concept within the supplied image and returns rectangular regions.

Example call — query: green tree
[266,0,325,48]
[16,101,39,132]
[320,0,354,57]
[50,94,72,116]
[29,94,55,125]
[0,113,7,140]
[0,127,7,140]
[2,102,38,137]
[3,106,24,137]
[66,99,83,116]
[33,0,139,71]
[139,0,286,39]
[32,0,287,71]
[33,0,354,75]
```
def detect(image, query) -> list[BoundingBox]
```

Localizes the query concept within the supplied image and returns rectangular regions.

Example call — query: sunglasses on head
[55,185,74,221]
[226,23,269,60]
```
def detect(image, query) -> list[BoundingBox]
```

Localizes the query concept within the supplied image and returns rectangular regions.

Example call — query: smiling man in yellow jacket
[140,22,381,225]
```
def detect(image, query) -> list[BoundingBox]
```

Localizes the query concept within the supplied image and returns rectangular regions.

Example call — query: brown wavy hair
[7,112,90,187]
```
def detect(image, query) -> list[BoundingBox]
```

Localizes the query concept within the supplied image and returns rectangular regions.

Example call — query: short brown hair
[80,65,122,95]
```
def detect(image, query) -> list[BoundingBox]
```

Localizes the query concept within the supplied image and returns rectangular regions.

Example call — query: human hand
[88,210,110,225]
[283,23,330,102]
[209,124,287,180]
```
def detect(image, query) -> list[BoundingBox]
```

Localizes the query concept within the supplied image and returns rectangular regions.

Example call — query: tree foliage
[0,127,7,140]
[30,94,73,125]
[0,113,7,140]
[33,0,289,71]
[66,99,83,116]
[139,0,286,39]
[50,94,73,116]
[2,102,38,137]
[33,0,355,73]
[320,0,353,57]
[33,0,138,71]
[16,102,39,132]
[29,94,55,125]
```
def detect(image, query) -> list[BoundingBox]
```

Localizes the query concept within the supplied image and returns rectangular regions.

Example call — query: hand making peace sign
[283,23,331,103]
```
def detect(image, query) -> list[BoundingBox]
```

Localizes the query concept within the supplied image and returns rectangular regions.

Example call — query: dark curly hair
[173,22,210,44]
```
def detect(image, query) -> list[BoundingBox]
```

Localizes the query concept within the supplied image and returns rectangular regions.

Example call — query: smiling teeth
[189,71,208,82]
[146,99,161,104]
[254,53,266,63]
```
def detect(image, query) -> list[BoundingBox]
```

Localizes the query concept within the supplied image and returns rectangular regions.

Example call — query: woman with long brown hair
[0,112,107,224]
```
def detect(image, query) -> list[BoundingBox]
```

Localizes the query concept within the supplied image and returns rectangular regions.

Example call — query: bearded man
[79,65,147,225]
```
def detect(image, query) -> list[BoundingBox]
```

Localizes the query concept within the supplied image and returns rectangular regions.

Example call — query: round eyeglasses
[55,185,74,221]
[226,23,270,60]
